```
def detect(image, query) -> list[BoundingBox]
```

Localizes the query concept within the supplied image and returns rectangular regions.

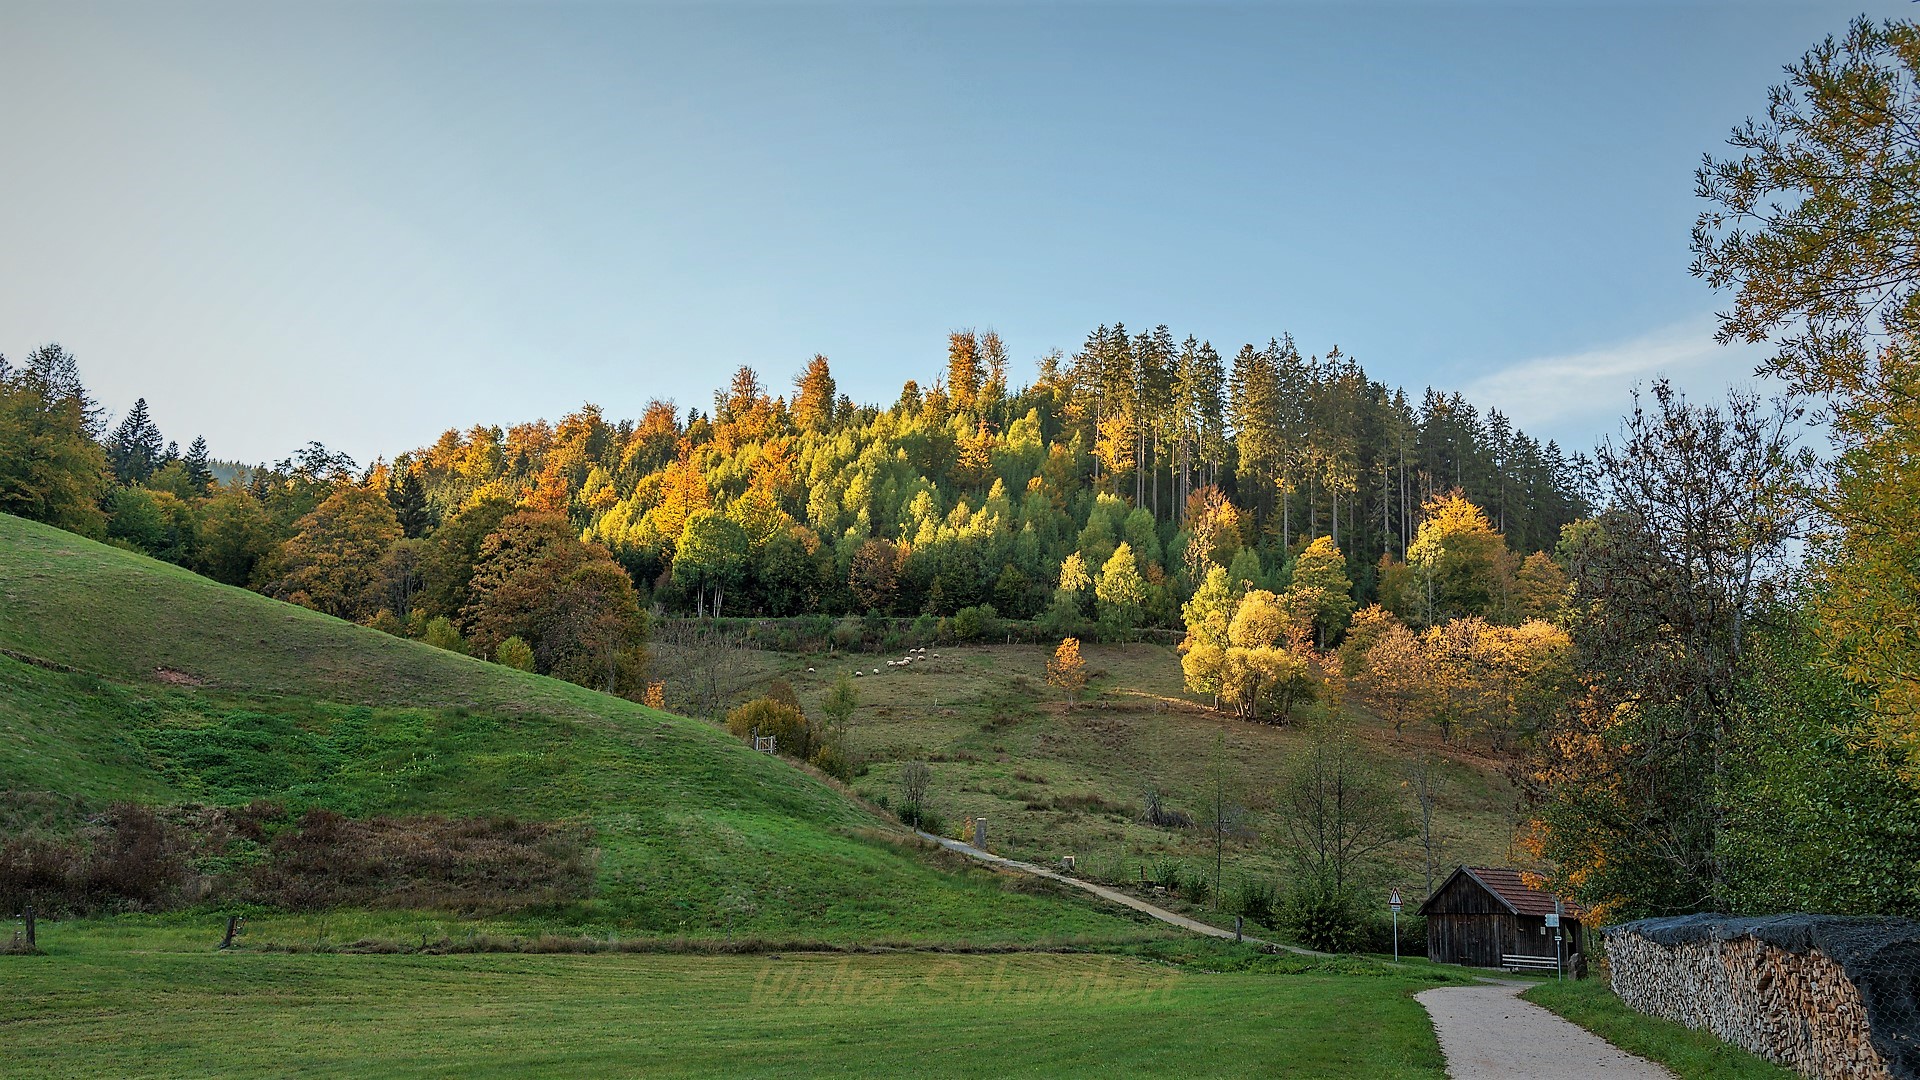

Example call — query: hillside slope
[0,513,1154,945]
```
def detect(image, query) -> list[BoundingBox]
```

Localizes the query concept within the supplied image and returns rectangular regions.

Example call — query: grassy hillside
[0,513,1157,946]
[699,640,1526,922]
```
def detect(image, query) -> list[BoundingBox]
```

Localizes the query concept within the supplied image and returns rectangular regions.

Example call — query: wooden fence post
[24,905,34,947]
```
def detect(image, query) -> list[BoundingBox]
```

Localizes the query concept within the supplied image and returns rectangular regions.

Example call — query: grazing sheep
[853,670,863,677]
[806,667,816,673]
[872,667,881,675]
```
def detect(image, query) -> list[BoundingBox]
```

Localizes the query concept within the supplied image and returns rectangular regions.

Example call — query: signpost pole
[1553,899,1564,980]
[1389,888,1402,962]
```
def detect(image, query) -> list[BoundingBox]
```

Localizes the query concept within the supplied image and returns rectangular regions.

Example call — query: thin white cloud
[1463,316,1770,451]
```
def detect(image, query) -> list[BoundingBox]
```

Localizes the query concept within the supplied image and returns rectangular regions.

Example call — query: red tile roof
[1462,866,1581,918]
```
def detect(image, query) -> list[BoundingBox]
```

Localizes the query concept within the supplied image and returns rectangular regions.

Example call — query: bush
[0,804,193,917]
[950,604,1000,643]
[809,742,858,783]
[1283,881,1366,953]
[246,808,594,913]
[795,614,834,649]
[1229,877,1278,927]
[1351,912,1424,955]
[725,697,816,760]
[495,636,535,671]
[1179,865,1213,906]
[1148,855,1185,890]
[423,616,466,654]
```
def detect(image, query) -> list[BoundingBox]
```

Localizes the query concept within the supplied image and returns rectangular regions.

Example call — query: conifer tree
[946,330,982,412]
[107,397,164,485]
[793,354,837,434]
[182,436,214,496]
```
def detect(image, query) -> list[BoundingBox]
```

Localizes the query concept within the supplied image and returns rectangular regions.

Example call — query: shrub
[1352,912,1424,955]
[423,616,466,654]
[726,697,816,760]
[1181,867,1212,906]
[795,614,834,649]
[950,604,1000,642]
[1148,856,1185,891]
[1283,881,1366,953]
[0,805,194,916]
[246,808,594,913]
[830,617,862,651]
[1229,877,1278,927]
[495,636,535,671]
[809,742,858,783]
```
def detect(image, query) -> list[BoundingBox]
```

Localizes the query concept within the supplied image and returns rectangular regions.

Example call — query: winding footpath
[913,830,1325,956]
[921,831,1674,1078]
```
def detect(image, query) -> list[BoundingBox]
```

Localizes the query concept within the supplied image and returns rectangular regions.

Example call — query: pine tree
[978,330,1010,410]
[182,436,214,496]
[387,467,434,538]
[107,397,164,485]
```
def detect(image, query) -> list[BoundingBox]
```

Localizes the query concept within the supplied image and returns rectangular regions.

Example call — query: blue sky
[1,1,1901,466]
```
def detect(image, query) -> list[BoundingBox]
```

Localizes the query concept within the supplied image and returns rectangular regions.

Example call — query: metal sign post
[1548,900,1564,979]
[1389,888,1402,962]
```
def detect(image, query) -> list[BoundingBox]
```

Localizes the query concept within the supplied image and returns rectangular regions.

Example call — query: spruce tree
[182,436,214,496]
[387,467,434,538]
[107,397,164,484]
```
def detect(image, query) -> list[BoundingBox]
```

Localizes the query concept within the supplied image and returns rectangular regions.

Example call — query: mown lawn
[1524,979,1793,1079]
[0,929,1451,1078]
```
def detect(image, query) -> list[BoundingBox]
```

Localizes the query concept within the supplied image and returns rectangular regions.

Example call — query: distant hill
[0,512,1150,945]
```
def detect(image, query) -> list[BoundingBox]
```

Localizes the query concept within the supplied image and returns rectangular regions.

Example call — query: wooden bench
[1500,953,1559,974]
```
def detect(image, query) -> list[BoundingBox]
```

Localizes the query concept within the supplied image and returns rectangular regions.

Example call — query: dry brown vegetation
[0,802,595,917]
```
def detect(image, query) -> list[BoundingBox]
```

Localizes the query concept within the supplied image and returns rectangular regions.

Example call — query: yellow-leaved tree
[1047,637,1089,708]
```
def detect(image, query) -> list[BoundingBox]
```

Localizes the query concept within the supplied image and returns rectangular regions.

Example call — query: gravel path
[914,830,1327,957]
[1416,982,1673,1079]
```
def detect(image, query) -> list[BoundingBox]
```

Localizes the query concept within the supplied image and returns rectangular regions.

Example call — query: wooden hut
[1419,866,1583,973]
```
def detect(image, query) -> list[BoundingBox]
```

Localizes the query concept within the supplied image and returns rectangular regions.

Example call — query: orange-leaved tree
[1047,637,1088,708]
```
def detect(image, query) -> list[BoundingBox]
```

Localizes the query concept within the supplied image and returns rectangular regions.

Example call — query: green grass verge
[1522,979,1794,1079]
[0,926,1452,1078]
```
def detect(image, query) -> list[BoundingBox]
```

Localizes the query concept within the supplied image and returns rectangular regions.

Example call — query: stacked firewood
[1608,928,1893,1079]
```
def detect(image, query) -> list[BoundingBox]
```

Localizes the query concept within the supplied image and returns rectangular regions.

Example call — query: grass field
[0,925,1453,1079]
[0,512,1155,946]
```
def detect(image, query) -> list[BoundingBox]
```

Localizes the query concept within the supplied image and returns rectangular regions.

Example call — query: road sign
[1544,913,1559,928]
[1388,889,1402,962]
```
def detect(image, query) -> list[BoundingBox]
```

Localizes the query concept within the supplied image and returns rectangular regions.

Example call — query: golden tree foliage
[1404,491,1511,625]
[259,485,403,621]
[1046,636,1088,707]
[1817,352,1920,767]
